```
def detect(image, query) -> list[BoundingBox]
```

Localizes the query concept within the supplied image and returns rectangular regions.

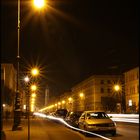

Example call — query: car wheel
[111,131,116,136]
[84,126,89,136]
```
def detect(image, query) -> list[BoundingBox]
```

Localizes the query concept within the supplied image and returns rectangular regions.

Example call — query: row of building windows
[100,88,111,93]
[125,85,139,95]
[100,80,121,84]
[100,80,111,84]
[125,72,139,82]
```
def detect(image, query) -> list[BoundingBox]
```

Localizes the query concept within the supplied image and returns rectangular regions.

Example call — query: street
[3,118,139,140]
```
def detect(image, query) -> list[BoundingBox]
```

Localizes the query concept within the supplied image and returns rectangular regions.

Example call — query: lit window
[128,100,132,106]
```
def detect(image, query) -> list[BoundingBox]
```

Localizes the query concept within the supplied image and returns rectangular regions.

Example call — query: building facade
[42,67,139,114]
[1,63,17,118]
[71,75,123,113]
[124,67,139,113]
[44,75,123,113]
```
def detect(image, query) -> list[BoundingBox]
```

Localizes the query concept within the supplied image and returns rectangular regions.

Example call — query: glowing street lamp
[24,76,30,83]
[79,93,84,98]
[68,97,72,102]
[31,68,39,77]
[114,85,120,92]
[31,84,37,91]
[62,100,65,104]
[33,0,45,9]
[31,93,36,98]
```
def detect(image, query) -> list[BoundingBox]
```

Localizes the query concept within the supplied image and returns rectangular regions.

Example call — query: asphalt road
[3,118,139,140]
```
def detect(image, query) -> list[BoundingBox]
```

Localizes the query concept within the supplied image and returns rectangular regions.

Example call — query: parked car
[55,109,68,119]
[78,111,116,136]
[65,111,83,128]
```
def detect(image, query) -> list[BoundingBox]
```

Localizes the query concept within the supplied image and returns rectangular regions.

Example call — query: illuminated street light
[31,84,37,91]
[58,102,61,105]
[62,100,65,104]
[114,85,120,92]
[24,76,30,83]
[31,68,39,77]
[31,93,36,98]
[68,97,72,102]
[79,93,84,98]
[33,0,45,9]
[12,0,22,131]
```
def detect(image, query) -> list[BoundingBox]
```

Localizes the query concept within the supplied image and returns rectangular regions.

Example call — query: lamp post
[113,84,125,113]
[24,74,38,140]
[12,0,22,131]
[79,93,85,111]
[12,0,45,131]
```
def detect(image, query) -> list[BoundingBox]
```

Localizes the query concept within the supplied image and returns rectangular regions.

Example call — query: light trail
[107,114,139,124]
[33,112,112,140]
[111,118,139,123]
[107,114,139,119]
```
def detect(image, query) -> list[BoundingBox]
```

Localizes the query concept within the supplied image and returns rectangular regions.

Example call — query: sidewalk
[2,119,28,140]
[2,118,45,140]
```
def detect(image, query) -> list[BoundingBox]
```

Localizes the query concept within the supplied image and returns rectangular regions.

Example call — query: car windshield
[87,112,109,119]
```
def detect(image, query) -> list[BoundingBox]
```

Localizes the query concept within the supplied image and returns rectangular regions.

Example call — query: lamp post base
[12,125,22,131]
[12,111,22,131]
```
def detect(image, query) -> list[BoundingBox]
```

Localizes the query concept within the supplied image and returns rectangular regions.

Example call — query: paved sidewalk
[2,118,44,140]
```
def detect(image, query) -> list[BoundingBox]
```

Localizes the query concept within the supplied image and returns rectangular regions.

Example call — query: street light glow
[79,93,84,98]
[31,68,39,76]
[32,93,36,98]
[24,76,30,83]
[31,84,37,91]
[114,85,120,91]
[62,100,65,104]
[68,97,72,102]
[33,0,45,9]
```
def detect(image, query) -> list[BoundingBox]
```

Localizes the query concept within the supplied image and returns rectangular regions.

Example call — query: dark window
[107,80,111,84]
[107,88,111,93]
[101,88,104,93]
[100,80,104,84]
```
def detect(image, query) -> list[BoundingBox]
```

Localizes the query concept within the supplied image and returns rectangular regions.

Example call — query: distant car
[65,111,83,128]
[55,109,68,119]
[78,111,116,136]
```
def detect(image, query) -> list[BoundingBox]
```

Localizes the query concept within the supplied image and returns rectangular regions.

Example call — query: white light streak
[33,112,112,140]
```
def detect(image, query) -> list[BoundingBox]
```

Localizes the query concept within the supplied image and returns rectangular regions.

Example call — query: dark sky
[1,0,139,97]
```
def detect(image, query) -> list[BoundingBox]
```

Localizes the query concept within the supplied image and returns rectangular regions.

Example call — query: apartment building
[1,63,17,117]
[124,67,139,113]
[71,75,123,113]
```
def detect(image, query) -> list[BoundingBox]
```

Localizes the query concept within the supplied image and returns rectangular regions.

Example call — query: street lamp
[31,68,39,77]
[113,84,124,113]
[79,93,85,111]
[114,85,120,92]
[12,0,22,131]
[12,0,45,133]
[33,0,45,9]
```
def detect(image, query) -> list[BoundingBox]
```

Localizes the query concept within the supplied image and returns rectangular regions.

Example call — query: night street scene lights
[12,0,44,131]
[113,84,125,113]
[31,68,39,77]
[33,0,46,9]
[24,68,39,140]
[114,85,121,92]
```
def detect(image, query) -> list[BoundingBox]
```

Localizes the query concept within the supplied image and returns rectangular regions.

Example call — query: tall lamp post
[12,0,22,131]
[12,0,45,131]
[24,68,39,140]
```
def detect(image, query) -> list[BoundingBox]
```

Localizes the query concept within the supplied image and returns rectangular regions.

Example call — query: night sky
[1,0,139,98]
